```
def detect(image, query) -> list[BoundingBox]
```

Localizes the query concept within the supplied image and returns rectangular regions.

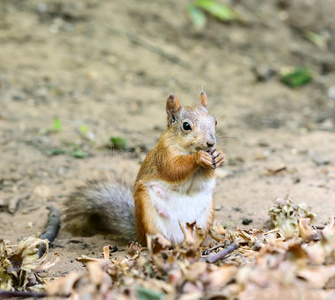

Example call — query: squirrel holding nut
[64,92,225,245]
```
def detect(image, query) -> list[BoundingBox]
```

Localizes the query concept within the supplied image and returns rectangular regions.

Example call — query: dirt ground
[1,0,335,277]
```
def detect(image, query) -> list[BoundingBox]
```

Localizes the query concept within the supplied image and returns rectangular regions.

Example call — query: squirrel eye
[215,120,217,126]
[183,122,192,131]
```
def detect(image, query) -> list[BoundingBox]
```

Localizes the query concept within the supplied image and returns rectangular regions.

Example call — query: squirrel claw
[212,153,220,160]
[211,149,225,168]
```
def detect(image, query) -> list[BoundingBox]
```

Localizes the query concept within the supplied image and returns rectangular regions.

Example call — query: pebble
[251,65,276,82]
[26,222,33,228]
[214,205,223,211]
[310,152,331,166]
[242,218,253,225]
[318,119,334,131]
[328,86,335,100]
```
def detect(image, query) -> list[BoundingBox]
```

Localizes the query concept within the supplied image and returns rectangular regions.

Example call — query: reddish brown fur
[134,94,220,245]
[134,133,212,244]
[134,184,160,245]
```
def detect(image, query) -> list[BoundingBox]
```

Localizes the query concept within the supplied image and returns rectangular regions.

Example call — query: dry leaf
[298,266,335,289]
[39,198,335,299]
[299,218,320,242]
[266,164,287,176]
[0,236,59,292]
[268,196,317,240]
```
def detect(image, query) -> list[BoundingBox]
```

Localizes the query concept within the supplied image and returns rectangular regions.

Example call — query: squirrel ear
[200,91,207,107]
[166,94,181,126]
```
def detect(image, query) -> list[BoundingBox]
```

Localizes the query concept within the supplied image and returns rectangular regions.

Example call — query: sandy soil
[1,0,335,276]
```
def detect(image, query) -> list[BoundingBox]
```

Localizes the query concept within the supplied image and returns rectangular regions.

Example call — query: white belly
[147,177,215,244]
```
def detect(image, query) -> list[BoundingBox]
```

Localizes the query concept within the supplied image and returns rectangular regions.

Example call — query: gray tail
[63,176,137,242]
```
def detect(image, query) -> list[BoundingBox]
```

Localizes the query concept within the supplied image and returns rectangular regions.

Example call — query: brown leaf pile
[0,236,59,292]
[45,198,335,300]
[268,196,317,239]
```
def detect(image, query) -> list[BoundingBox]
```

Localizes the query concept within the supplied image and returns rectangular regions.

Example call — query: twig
[1,193,29,214]
[0,290,47,299]
[8,194,26,214]
[205,242,239,263]
[38,206,60,258]
[208,243,226,252]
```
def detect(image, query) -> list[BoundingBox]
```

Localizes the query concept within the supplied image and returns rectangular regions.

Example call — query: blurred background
[0,0,335,267]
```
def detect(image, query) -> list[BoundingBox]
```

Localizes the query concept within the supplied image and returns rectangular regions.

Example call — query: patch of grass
[280,68,313,88]
[39,118,62,135]
[79,125,88,136]
[53,118,62,131]
[110,137,127,151]
[188,0,237,30]
[48,148,67,156]
[304,31,326,50]
[70,150,87,159]
[187,4,207,30]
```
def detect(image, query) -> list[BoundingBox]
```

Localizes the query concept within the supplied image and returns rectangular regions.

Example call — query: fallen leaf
[280,68,313,88]
[299,218,320,242]
[266,164,287,176]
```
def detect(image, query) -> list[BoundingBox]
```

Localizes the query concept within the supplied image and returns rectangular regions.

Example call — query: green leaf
[280,68,313,88]
[110,137,127,150]
[137,286,164,300]
[48,148,67,156]
[188,4,207,30]
[53,118,62,131]
[195,0,237,21]
[39,119,62,135]
[79,125,88,135]
[304,31,326,49]
[71,150,87,159]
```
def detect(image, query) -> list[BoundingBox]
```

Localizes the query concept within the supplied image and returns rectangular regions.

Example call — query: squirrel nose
[207,134,216,149]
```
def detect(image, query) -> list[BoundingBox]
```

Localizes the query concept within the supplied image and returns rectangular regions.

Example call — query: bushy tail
[64,176,137,242]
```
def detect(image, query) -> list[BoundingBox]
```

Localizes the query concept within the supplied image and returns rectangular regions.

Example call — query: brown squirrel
[64,92,225,245]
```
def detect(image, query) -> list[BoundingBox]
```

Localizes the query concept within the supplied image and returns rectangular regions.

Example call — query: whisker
[215,127,242,158]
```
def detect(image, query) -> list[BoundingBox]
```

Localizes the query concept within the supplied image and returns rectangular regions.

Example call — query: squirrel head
[166,91,217,153]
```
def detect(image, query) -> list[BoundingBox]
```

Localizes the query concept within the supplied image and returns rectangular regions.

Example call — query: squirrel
[64,91,225,245]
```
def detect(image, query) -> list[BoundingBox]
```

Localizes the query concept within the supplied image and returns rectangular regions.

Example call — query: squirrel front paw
[211,149,225,169]
[196,150,214,169]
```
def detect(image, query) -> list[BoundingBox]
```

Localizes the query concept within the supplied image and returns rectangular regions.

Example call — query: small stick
[6,193,29,214]
[208,243,226,252]
[205,242,239,263]
[38,206,60,258]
